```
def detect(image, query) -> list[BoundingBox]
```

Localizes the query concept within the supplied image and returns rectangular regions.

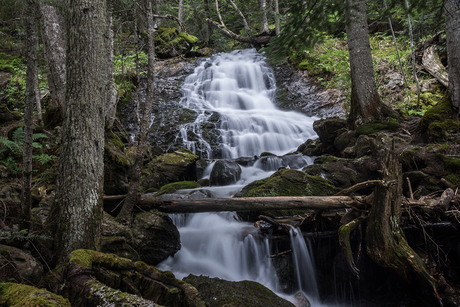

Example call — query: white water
[177,48,317,159]
[159,49,332,306]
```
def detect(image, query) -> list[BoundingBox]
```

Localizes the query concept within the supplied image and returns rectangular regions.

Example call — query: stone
[334,130,357,153]
[313,117,347,145]
[131,210,180,265]
[210,160,242,186]
[0,245,43,285]
[183,274,295,307]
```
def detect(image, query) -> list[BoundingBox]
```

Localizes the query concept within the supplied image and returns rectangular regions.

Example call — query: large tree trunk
[105,4,117,128]
[54,0,106,258]
[39,1,66,112]
[445,0,460,110]
[21,0,38,230]
[345,0,381,125]
[116,0,156,224]
[366,149,440,305]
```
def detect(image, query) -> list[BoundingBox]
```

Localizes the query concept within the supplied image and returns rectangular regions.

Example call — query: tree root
[338,215,366,279]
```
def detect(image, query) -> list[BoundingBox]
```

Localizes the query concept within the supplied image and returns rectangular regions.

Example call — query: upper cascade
[177,48,317,159]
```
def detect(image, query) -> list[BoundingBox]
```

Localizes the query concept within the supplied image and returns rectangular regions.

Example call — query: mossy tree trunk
[116,0,156,225]
[365,148,440,305]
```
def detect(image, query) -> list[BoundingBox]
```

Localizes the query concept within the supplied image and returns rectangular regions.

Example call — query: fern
[0,127,48,156]
[33,154,57,165]
[0,136,21,155]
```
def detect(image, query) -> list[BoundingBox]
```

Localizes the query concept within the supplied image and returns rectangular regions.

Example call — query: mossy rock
[355,118,399,136]
[104,130,131,195]
[304,155,358,189]
[0,104,20,124]
[235,169,337,198]
[155,27,198,59]
[418,97,460,142]
[0,283,70,306]
[183,274,295,307]
[155,181,201,196]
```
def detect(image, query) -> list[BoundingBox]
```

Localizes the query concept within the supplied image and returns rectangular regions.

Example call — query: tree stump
[365,148,441,305]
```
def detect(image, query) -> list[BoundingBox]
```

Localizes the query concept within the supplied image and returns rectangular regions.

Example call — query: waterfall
[176,48,317,159]
[158,49,336,306]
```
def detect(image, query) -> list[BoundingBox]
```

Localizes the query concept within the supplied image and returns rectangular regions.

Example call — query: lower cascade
[159,49,330,306]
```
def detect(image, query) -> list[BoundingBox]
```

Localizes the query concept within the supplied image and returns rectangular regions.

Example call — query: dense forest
[0,0,460,306]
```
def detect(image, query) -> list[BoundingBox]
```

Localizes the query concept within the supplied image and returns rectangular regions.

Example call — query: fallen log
[422,45,449,87]
[137,196,368,213]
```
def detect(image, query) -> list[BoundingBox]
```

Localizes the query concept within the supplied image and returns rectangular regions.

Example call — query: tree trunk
[39,1,66,112]
[366,149,440,305]
[422,45,449,88]
[105,4,117,128]
[259,0,269,33]
[274,0,280,35]
[21,0,38,230]
[226,0,250,35]
[405,0,421,109]
[115,195,369,213]
[345,0,381,125]
[54,0,106,258]
[445,0,460,110]
[116,0,156,224]
[178,0,184,31]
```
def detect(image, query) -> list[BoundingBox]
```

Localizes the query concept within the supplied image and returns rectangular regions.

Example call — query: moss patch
[235,169,337,197]
[154,181,201,196]
[0,283,71,307]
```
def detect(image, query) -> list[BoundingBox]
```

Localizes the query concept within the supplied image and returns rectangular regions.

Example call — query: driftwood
[422,45,449,87]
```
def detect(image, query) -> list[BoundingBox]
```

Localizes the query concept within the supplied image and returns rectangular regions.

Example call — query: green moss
[158,27,179,40]
[427,119,460,139]
[155,148,198,165]
[69,249,135,271]
[0,283,71,307]
[237,169,336,197]
[356,122,387,135]
[154,181,201,196]
[400,147,421,164]
[178,32,198,44]
[419,97,456,133]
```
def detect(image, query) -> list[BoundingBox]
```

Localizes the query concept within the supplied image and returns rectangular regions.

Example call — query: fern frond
[0,136,21,155]
[32,133,48,141]
[32,142,43,149]
[12,127,24,144]
[33,154,57,165]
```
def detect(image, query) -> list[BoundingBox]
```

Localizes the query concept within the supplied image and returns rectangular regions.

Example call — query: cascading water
[159,49,334,306]
[175,48,317,159]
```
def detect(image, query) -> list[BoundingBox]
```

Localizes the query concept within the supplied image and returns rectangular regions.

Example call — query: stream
[157,49,338,306]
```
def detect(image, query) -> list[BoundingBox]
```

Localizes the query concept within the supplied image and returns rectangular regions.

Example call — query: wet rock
[131,209,180,265]
[141,148,199,191]
[304,155,358,189]
[210,160,242,186]
[354,135,379,158]
[183,274,295,307]
[0,245,43,285]
[235,169,337,197]
[154,181,201,196]
[334,130,357,153]
[301,139,329,156]
[313,117,347,145]
[100,212,139,261]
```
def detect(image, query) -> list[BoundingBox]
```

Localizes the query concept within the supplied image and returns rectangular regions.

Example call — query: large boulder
[183,274,295,307]
[210,160,242,186]
[235,169,337,198]
[141,148,199,191]
[101,212,139,261]
[313,117,347,145]
[131,210,180,265]
[0,245,43,285]
[0,283,70,307]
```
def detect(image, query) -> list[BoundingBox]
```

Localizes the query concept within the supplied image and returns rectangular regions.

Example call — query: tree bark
[133,195,368,213]
[178,0,184,31]
[21,0,38,230]
[422,45,449,88]
[259,0,269,33]
[274,0,280,35]
[365,149,440,305]
[405,0,421,109]
[105,3,117,128]
[54,0,106,258]
[116,0,156,225]
[345,0,381,125]
[445,0,460,110]
[39,1,66,112]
